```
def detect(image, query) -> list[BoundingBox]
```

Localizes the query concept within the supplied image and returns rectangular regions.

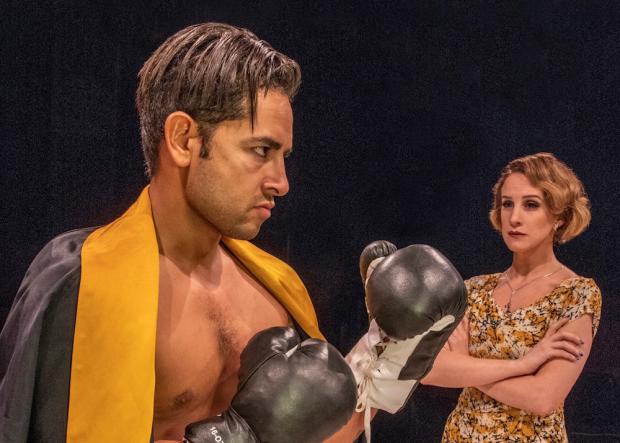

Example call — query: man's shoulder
[248,241,300,273]
[224,238,303,280]
[42,227,97,254]
[12,227,98,308]
[27,227,97,275]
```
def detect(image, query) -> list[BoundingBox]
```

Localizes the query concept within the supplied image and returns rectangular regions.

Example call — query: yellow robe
[67,187,323,442]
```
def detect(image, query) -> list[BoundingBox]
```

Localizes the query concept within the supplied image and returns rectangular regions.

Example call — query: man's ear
[162,111,200,168]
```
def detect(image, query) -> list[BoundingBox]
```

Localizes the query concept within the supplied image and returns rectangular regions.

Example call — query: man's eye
[253,146,267,157]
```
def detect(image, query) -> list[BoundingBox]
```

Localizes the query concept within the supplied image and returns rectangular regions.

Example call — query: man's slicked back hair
[136,22,301,177]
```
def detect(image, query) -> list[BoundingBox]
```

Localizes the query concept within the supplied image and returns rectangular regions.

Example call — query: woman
[422,153,602,442]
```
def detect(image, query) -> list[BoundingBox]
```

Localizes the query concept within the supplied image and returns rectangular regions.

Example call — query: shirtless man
[138,24,359,441]
[0,22,358,443]
[148,51,296,441]
[0,22,465,443]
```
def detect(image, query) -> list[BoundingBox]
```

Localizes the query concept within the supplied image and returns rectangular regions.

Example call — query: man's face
[185,89,293,240]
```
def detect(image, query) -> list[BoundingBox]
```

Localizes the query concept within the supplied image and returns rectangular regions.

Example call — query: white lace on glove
[347,316,455,442]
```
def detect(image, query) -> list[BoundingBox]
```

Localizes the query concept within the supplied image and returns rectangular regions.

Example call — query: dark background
[1,1,619,441]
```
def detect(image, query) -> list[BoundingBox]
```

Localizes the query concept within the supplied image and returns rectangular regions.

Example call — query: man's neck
[149,177,221,272]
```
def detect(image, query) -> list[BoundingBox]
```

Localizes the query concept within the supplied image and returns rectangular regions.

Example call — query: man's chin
[222,223,262,241]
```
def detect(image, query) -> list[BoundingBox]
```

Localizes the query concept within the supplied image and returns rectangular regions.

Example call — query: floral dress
[441,274,602,443]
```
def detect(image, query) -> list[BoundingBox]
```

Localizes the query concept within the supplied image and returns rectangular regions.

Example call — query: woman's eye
[501,201,513,208]
[253,146,267,157]
[525,201,540,209]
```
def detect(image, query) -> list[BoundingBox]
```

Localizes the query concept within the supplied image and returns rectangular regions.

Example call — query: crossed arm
[421,314,592,416]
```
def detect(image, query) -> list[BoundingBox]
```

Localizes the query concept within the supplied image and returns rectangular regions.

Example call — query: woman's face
[499,173,559,254]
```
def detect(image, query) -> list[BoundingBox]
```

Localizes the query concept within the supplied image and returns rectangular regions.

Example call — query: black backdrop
[1,1,619,441]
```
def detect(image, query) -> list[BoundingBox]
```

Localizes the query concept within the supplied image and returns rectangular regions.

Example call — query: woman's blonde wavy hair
[489,152,591,244]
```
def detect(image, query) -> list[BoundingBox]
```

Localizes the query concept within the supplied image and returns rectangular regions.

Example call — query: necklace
[501,265,564,312]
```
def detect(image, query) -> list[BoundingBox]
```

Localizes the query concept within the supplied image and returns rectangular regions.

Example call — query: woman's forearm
[477,375,552,415]
[421,350,529,388]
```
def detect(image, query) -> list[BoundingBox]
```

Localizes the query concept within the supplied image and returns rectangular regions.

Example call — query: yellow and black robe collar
[67,187,323,442]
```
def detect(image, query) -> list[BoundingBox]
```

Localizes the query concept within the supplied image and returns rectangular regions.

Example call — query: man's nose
[264,156,289,197]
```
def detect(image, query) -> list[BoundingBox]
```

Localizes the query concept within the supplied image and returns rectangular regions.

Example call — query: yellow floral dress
[442,273,602,443]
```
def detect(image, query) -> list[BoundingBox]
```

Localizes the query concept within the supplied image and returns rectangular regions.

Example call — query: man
[0,23,466,443]
[0,22,362,443]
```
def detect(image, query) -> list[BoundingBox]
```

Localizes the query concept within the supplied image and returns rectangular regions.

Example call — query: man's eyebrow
[243,136,282,149]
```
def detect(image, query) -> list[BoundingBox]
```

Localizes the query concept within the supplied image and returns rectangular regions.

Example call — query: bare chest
[152,255,289,439]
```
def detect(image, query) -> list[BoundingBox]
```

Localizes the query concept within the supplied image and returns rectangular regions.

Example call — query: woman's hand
[519,317,583,374]
[447,317,469,355]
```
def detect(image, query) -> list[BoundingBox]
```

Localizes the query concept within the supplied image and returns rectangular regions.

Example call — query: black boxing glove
[358,240,397,283]
[184,327,357,443]
[347,242,467,440]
